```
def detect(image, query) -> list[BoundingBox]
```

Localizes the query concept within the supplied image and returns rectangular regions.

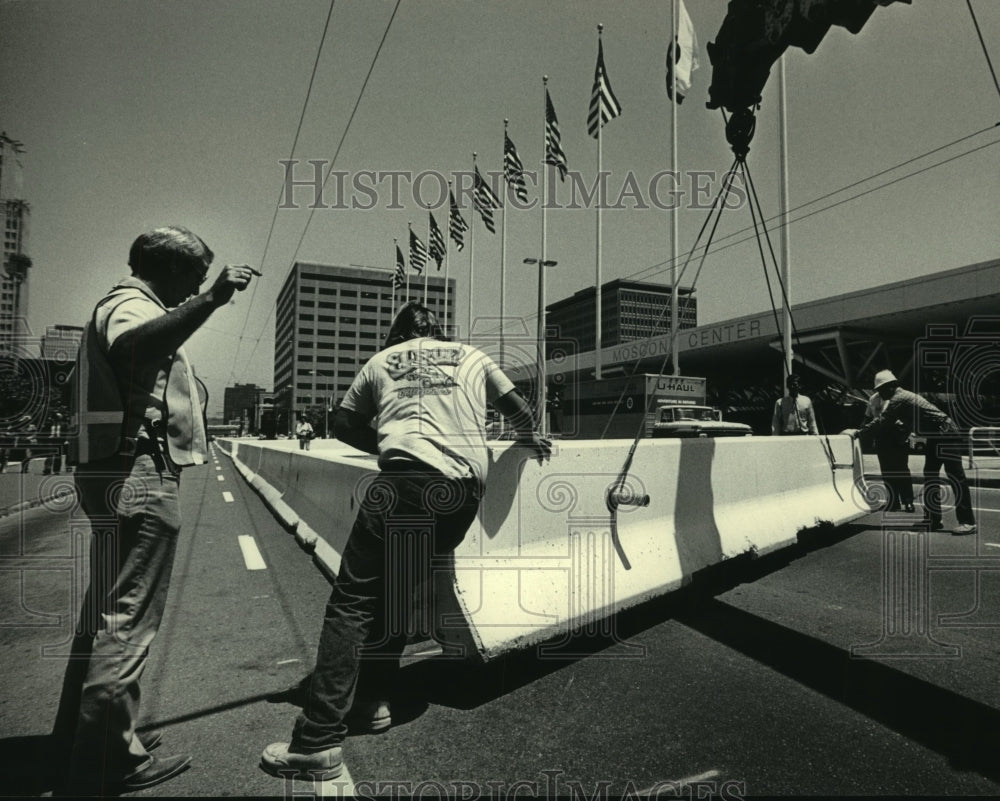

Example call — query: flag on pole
[393,244,405,289]
[449,190,468,251]
[409,228,427,274]
[544,90,568,181]
[429,211,445,269]
[503,132,528,204]
[473,166,500,234]
[666,0,700,103]
[587,38,622,138]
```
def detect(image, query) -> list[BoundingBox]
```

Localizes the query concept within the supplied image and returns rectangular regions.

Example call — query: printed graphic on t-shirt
[385,345,463,399]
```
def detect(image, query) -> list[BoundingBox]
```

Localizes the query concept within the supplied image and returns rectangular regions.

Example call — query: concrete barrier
[219,434,870,662]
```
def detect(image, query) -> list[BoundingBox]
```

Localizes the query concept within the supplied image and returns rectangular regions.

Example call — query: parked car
[651,406,753,438]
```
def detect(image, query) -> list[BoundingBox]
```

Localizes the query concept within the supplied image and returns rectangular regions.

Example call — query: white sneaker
[260,742,343,780]
[953,523,977,536]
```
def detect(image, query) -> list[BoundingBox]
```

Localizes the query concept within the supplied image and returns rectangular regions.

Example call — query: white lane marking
[276,658,301,666]
[635,770,721,796]
[985,542,1000,549]
[222,491,234,503]
[215,465,222,471]
[217,474,225,481]
[237,535,267,570]
[317,769,355,797]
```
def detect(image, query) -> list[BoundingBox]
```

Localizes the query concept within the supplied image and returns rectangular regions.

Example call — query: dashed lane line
[237,535,267,570]
[222,491,234,503]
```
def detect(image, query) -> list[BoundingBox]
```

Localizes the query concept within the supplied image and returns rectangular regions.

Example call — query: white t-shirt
[340,337,515,484]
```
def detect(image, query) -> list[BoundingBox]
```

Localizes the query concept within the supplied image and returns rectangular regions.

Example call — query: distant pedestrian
[52,225,255,794]
[861,372,915,513]
[261,301,550,781]
[771,374,819,435]
[856,369,975,534]
[296,417,314,451]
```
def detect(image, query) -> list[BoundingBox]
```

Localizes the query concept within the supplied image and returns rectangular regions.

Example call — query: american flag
[587,38,622,138]
[409,228,427,274]
[429,211,445,269]
[544,90,568,181]
[473,166,500,234]
[503,132,528,204]
[393,244,405,289]
[449,190,468,251]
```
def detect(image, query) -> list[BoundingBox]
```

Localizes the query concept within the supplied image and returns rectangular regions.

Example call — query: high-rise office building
[545,278,697,356]
[274,262,454,427]
[1,132,31,352]
[223,383,267,431]
[40,324,83,361]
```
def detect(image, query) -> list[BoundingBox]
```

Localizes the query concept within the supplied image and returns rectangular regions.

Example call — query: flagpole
[670,0,680,376]
[445,182,452,336]
[393,237,399,311]
[500,121,509,371]
[424,214,430,306]
[404,230,410,302]
[539,77,551,435]
[778,55,793,385]
[468,153,477,343]
[595,25,605,382]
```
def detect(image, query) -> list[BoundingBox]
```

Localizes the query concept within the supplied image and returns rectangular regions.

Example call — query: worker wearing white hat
[860,370,915,513]
[856,369,976,534]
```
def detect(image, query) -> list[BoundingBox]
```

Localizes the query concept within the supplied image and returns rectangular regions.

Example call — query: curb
[218,447,341,583]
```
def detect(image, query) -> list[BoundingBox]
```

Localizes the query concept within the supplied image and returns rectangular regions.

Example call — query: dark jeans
[923,436,975,526]
[292,465,481,751]
[876,442,913,509]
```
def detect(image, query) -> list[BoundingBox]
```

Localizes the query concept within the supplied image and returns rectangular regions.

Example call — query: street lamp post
[523,257,557,436]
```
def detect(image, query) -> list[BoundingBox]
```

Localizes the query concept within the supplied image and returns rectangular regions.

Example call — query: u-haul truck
[555,374,708,439]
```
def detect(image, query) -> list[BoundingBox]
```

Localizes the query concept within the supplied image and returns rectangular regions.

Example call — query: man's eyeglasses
[185,258,210,287]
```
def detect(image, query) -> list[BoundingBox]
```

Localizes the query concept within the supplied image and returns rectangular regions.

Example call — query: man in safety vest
[52,226,254,794]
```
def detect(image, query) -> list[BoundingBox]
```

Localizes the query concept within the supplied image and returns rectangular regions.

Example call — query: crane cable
[233,0,403,381]
[226,0,337,387]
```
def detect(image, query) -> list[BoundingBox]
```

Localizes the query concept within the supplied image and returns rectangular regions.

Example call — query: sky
[2,0,999,416]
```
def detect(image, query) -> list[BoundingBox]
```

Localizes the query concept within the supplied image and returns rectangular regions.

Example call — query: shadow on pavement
[673,595,1000,784]
[397,521,878,712]
[0,734,63,795]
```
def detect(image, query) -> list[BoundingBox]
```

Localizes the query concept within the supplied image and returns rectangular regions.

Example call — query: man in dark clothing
[862,371,914,512]
[857,370,976,534]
